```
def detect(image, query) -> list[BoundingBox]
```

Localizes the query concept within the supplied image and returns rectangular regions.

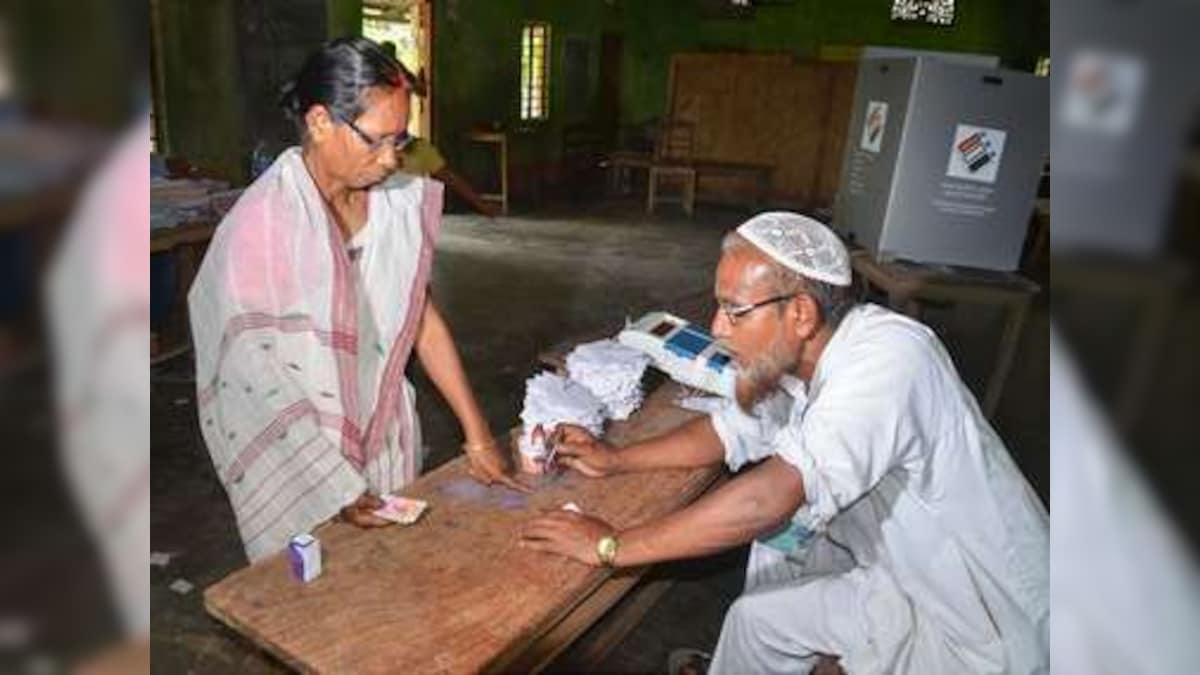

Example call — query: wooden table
[647,162,698,216]
[465,131,509,215]
[646,159,774,217]
[604,151,653,196]
[151,220,217,363]
[850,249,1040,419]
[204,382,722,674]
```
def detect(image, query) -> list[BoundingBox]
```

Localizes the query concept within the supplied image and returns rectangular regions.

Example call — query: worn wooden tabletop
[204,381,721,674]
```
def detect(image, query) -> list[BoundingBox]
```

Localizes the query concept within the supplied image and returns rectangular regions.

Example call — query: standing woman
[189,37,524,562]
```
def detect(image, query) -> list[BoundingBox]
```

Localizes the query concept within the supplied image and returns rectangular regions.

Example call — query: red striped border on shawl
[322,209,365,470]
[196,312,355,408]
[360,179,444,477]
[221,399,357,484]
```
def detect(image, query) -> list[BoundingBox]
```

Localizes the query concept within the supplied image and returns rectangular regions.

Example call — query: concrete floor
[150,201,1049,673]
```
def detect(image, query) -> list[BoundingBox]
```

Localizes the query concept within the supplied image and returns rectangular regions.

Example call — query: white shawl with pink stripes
[189,148,442,561]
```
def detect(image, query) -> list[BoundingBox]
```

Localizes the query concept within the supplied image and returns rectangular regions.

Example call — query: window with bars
[520,22,551,121]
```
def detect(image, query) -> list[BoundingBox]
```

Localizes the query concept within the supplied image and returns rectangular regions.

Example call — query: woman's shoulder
[213,148,306,237]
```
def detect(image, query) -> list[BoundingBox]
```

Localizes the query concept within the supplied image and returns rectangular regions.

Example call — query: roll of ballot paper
[617,311,736,398]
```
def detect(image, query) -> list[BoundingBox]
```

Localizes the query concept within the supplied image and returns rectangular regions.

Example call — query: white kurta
[708,303,1049,674]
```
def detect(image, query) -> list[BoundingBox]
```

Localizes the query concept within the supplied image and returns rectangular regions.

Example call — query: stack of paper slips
[565,339,651,421]
[519,372,606,459]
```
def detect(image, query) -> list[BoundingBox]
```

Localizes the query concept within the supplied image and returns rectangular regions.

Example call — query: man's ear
[304,105,334,144]
[791,293,821,340]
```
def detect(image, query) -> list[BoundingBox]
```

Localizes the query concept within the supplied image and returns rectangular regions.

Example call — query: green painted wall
[158,0,245,180]
[327,0,364,39]
[157,0,363,182]
[156,0,1045,186]
[619,0,1046,125]
[432,0,621,190]
[10,0,139,128]
[432,0,1047,187]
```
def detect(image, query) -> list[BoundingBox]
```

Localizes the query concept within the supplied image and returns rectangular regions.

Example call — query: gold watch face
[597,536,618,565]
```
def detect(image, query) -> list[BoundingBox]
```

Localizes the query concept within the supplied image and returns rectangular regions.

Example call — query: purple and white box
[288,533,322,583]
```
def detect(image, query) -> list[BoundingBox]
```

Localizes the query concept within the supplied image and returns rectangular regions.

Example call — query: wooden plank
[150,220,217,254]
[567,575,675,666]
[814,63,858,206]
[666,53,852,207]
[489,567,646,674]
[205,382,722,674]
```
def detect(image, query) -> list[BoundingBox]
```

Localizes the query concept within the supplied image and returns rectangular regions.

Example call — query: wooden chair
[647,121,698,216]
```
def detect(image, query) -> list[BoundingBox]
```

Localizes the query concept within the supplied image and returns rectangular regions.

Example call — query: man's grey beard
[734,332,799,413]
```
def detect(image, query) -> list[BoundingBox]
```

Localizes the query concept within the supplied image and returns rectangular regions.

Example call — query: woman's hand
[338,493,390,528]
[464,437,532,493]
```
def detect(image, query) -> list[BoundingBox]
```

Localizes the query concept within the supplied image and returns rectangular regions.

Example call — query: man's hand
[464,438,532,493]
[519,510,616,566]
[549,424,621,478]
[339,493,390,528]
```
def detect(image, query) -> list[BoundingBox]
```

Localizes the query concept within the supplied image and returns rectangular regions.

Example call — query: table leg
[499,138,509,215]
[684,171,696,217]
[1118,289,1172,429]
[887,291,921,320]
[646,168,658,214]
[983,298,1030,419]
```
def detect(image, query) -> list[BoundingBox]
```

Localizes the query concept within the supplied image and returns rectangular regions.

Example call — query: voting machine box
[832,57,1048,271]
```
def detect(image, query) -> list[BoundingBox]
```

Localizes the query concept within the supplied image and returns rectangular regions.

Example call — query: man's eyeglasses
[718,294,797,325]
[337,113,412,153]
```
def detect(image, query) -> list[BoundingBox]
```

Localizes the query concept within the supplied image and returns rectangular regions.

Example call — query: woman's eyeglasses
[337,113,412,153]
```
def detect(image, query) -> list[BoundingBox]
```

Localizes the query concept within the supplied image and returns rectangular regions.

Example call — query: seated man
[520,212,1048,674]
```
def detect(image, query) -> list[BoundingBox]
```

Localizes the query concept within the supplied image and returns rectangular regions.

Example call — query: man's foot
[667,648,711,675]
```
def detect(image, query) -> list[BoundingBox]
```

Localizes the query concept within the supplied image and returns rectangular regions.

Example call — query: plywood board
[815,63,859,206]
[205,382,721,674]
[666,53,858,208]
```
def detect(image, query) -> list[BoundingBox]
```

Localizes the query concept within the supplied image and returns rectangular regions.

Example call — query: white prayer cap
[735,211,852,287]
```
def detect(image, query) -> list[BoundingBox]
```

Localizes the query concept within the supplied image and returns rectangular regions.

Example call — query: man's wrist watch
[596,534,620,567]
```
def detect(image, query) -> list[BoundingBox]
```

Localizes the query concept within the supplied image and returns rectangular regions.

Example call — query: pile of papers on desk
[565,339,651,421]
[518,372,606,459]
[151,178,242,230]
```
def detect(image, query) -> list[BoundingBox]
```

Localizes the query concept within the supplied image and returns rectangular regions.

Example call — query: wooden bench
[649,159,774,216]
[151,219,218,364]
[204,380,723,673]
[620,121,774,216]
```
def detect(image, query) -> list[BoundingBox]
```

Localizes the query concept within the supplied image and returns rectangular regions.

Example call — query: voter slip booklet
[373,495,429,525]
